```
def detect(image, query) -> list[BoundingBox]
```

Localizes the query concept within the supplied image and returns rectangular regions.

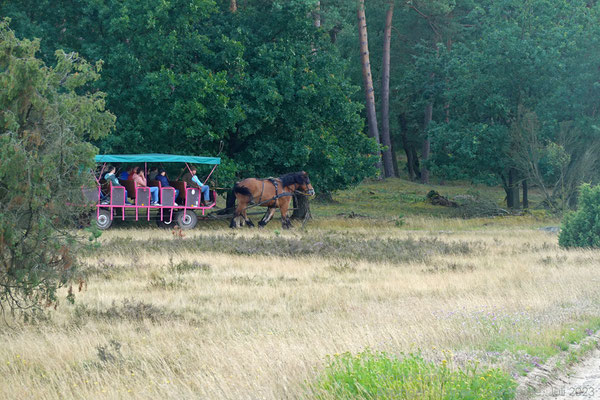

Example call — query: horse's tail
[233,182,253,203]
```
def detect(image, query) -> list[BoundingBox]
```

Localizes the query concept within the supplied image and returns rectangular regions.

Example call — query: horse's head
[295,171,315,196]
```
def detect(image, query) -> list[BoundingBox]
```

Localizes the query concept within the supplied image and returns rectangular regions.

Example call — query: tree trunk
[411,146,420,179]
[329,25,341,43]
[421,102,433,184]
[399,113,416,180]
[501,173,511,208]
[379,1,395,178]
[357,0,383,176]
[230,0,237,13]
[390,135,400,177]
[311,2,321,54]
[522,179,529,209]
[292,194,312,220]
[313,1,321,28]
[506,168,520,209]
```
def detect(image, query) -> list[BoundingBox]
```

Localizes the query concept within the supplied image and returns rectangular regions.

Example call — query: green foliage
[198,0,380,191]
[311,350,516,399]
[426,0,600,203]
[430,122,508,185]
[559,184,600,248]
[0,19,115,315]
[1,0,377,192]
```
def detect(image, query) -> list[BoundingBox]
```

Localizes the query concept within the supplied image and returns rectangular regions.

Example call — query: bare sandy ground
[531,348,600,400]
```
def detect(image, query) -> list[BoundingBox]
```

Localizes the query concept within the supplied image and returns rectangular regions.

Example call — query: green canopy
[95,153,220,165]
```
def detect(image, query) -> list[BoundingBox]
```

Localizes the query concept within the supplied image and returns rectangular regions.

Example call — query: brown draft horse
[230,171,314,229]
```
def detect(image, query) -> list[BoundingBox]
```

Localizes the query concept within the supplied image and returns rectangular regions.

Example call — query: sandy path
[531,349,600,399]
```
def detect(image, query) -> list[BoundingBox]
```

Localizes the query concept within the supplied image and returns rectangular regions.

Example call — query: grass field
[1,179,599,399]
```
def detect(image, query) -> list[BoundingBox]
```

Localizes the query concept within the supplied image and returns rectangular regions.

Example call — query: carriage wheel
[94,209,113,230]
[156,211,177,229]
[176,210,198,230]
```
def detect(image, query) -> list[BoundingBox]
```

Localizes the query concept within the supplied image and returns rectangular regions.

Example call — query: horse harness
[257,178,280,205]
[241,177,308,215]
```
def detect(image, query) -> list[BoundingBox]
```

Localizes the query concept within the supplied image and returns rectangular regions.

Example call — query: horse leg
[243,208,254,228]
[279,198,293,229]
[230,196,246,228]
[258,207,277,228]
[230,213,242,228]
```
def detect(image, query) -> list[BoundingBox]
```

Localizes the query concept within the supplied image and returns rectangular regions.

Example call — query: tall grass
[0,215,595,399]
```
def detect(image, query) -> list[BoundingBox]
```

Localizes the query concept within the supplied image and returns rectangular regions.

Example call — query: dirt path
[531,348,600,399]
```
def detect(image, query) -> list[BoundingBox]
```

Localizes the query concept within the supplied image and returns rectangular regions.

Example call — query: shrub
[453,195,509,218]
[0,20,115,317]
[311,350,516,400]
[559,184,600,248]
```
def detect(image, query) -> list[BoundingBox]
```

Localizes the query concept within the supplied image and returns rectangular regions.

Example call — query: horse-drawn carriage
[85,153,219,230]
[85,153,314,230]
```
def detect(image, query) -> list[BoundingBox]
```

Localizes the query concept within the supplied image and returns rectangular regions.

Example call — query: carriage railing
[83,181,217,223]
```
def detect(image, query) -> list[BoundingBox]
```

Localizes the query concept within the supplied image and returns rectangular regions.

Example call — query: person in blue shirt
[156,169,179,206]
[182,167,213,206]
[118,166,132,181]
[104,166,132,204]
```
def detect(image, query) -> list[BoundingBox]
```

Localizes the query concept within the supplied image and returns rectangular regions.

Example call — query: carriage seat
[107,182,127,206]
[169,180,186,202]
[119,179,136,199]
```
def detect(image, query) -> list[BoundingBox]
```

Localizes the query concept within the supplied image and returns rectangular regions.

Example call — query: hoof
[246,219,255,228]
[230,216,244,229]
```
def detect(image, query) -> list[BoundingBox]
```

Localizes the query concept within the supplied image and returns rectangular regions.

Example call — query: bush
[559,184,600,248]
[0,20,114,316]
[311,350,516,400]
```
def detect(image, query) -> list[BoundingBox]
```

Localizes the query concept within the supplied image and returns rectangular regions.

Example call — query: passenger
[156,169,179,206]
[131,166,161,206]
[119,166,132,180]
[148,166,159,181]
[104,166,132,205]
[182,167,213,206]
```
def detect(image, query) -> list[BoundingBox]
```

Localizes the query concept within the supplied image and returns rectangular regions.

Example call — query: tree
[357,0,383,176]
[510,110,600,212]
[429,0,600,208]
[379,0,395,177]
[207,0,379,194]
[2,0,378,195]
[0,19,115,316]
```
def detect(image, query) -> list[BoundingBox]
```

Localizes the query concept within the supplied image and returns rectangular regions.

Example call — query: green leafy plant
[311,350,516,399]
[559,184,600,248]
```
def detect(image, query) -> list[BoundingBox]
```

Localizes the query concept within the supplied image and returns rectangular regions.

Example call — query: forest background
[2,0,600,210]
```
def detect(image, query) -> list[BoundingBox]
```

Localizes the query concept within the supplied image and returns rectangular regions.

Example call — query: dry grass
[1,219,599,399]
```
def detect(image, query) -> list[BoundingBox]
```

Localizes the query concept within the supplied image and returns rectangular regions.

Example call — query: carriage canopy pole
[95,162,107,185]
[203,164,218,185]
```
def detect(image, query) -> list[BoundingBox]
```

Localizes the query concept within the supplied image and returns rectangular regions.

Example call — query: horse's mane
[279,171,306,187]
